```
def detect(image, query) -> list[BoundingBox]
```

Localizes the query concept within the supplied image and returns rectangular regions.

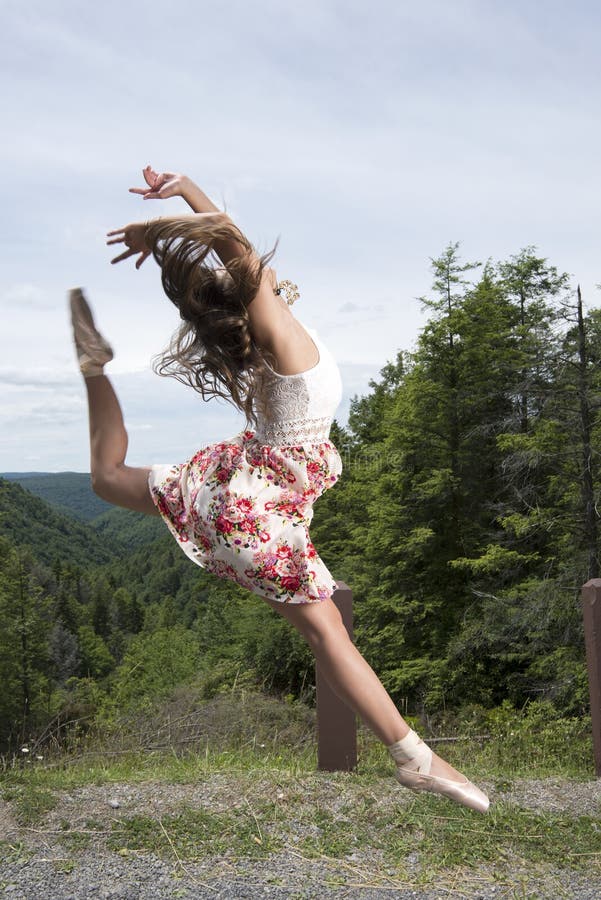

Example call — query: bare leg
[84,374,159,516]
[263,595,466,782]
[69,287,159,515]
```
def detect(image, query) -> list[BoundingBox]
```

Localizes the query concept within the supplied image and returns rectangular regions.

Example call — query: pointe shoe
[388,728,490,814]
[69,288,114,377]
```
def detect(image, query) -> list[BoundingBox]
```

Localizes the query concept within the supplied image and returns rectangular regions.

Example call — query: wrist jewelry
[274,279,300,306]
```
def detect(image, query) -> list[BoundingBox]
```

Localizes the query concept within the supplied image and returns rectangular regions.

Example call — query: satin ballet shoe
[69,288,114,377]
[388,728,490,814]
[394,766,490,814]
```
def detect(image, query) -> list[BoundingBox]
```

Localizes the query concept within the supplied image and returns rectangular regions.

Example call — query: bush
[110,626,202,712]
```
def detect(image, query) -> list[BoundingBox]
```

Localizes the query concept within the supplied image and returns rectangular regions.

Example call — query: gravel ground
[3,847,601,900]
[1,774,600,899]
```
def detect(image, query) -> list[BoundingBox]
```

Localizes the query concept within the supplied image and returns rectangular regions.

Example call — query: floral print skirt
[148,430,343,604]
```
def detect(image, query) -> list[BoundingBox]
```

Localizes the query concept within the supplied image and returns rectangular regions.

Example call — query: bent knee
[264,597,350,648]
[306,618,351,652]
[289,602,350,650]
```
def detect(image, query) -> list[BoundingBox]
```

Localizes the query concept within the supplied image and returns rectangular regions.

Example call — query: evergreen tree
[91,577,112,640]
[77,625,114,679]
[49,621,80,685]
[0,538,52,745]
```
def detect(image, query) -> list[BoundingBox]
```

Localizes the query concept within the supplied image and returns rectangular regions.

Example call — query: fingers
[130,169,177,197]
[130,165,159,194]
[143,164,158,187]
[106,228,127,247]
[110,247,137,265]
[128,187,164,198]
[135,249,151,269]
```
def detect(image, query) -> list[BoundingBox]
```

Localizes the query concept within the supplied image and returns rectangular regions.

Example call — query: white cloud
[0,369,77,388]
[1,0,600,469]
[0,284,52,309]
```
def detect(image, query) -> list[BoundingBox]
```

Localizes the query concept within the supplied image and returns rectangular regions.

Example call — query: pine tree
[0,538,52,745]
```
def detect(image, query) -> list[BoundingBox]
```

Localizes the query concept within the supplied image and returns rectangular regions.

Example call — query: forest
[0,242,597,754]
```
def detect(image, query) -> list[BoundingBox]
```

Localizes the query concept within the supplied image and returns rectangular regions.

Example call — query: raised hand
[129,165,188,201]
[106,222,151,269]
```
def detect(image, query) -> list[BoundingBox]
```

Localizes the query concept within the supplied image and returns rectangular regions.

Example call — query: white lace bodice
[252,325,343,446]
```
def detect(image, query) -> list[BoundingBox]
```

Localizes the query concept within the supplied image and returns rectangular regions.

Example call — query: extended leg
[70,288,158,516]
[262,595,472,784]
[272,596,409,745]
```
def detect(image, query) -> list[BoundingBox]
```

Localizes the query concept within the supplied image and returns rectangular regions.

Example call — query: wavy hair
[145,215,278,427]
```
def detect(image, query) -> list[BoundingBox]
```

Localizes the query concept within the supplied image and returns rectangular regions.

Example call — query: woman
[70,165,490,813]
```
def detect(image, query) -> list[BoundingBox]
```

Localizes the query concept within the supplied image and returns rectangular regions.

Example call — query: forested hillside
[92,507,165,550]
[2,472,112,521]
[1,471,164,550]
[0,479,120,566]
[0,243,595,755]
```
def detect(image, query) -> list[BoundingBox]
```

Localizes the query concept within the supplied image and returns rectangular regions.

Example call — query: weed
[52,859,76,874]
[59,831,92,851]
[1,784,57,825]
[107,805,282,860]
[0,841,32,865]
[378,799,601,882]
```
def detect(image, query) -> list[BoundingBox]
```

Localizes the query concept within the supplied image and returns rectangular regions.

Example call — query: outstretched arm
[108,167,283,347]
[129,166,218,213]
[129,166,247,265]
[106,212,237,269]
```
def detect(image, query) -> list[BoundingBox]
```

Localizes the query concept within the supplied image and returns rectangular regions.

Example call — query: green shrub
[110,626,202,711]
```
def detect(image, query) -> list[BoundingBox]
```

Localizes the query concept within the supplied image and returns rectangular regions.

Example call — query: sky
[1,0,600,472]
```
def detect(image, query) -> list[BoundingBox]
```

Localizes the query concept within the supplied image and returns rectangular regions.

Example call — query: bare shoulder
[246,269,318,376]
[246,268,284,342]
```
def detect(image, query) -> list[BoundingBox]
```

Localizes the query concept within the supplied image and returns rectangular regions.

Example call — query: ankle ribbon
[387,728,433,775]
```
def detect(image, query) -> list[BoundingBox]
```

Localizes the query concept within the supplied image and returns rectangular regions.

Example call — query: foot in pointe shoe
[69,288,114,377]
[388,728,490,814]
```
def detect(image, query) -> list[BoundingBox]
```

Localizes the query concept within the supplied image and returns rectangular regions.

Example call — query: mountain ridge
[0,477,121,566]
[1,471,111,521]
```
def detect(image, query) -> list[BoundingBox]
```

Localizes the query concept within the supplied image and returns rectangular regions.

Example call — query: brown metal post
[582,579,601,776]
[316,581,357,771]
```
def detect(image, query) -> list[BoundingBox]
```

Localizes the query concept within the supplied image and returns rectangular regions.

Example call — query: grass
[2,705,594,792]
[1,783,58,825]
[0,691,599,895]
[106,805,281,859]
[0,841,32,866]
[36,792,599,890]
[102,799,601,869]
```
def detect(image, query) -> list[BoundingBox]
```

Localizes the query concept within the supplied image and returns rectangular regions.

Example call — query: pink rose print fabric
[148,431,342,604]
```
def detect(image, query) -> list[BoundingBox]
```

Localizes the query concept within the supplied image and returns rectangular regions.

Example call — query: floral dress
[147,323,343,604]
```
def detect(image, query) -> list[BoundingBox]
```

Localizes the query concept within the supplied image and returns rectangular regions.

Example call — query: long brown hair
[145,215,278,427]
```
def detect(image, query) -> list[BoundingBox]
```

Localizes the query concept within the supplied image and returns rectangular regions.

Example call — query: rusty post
[316,581,357,771]
[581,579,601,776]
